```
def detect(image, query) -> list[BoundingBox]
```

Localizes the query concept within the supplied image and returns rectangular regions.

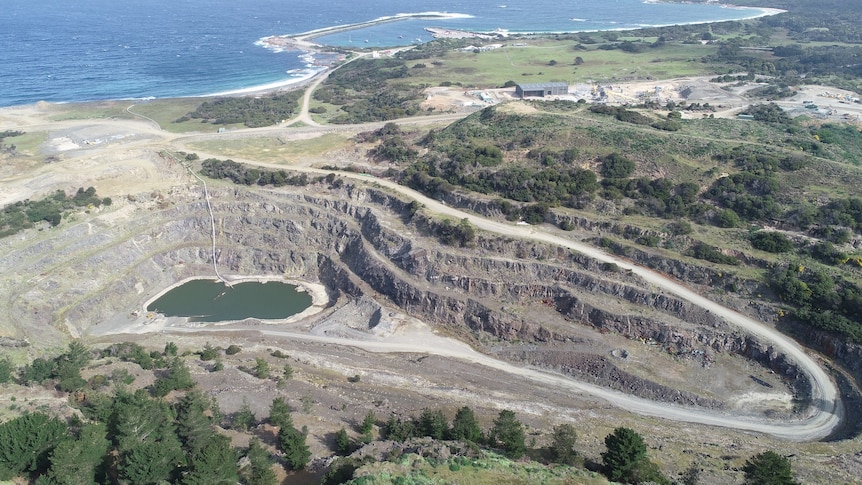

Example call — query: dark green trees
[279,426,311,471]
[182,434,239,485]
[449,406,483,443]
[335,427,351,455]
[743,451,798,485]
[384,414,417,441]
[269,397,293,429]
[489,410,526,459]
[360,411,376,443]
[268,397,309,471]
[176,390,220,458]
[602,427,646,483]
[418,408,448,440]
[600,153,636,178]
[42,423,110,485]
[601,427,666,484]
[0,356,13,384]
[0,413,69,480]
[233,399,256,432]
[750,231,794,253]
[113,390,185,484]
[550,423,578,465]
[241,439,277,485]
[153,357,195,397]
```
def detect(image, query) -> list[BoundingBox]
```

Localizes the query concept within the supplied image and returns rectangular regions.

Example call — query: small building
[515,82,568,98]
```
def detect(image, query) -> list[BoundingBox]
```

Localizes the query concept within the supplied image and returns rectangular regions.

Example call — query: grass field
[49,101,135,122]
[2,131,47,160]
[187,133,353,163]
[403,39,720,88]
[126,98,211,133]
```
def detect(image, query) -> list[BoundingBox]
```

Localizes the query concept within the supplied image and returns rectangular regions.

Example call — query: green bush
[689,242,740,265]
[750,231,794,253]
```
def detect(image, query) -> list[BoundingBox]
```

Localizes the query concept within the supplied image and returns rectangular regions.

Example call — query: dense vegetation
[356,100,862,343]
[182,92,302,128]
[702,0,862,94]
[0,187,111,238]
[0,342,304,484]
[313,58,426,123]
[200,158,311,187]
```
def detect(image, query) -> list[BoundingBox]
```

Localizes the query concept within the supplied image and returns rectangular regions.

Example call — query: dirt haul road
[159,147,844,441]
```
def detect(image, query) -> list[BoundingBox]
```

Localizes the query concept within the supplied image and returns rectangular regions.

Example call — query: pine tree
[384,414,416,442]
[182,434,239,485]
[176,390,218,457]
[153,357,195,397]
[0,356,12,384]
[268,397,293,429]
[113,390,185,484]
[360,411,376,443]
[418,408,448,439]
[601,427,654,484]
[255,358,270,379]
[233,399,256,432]
[241,439,277,485]
[44,423,110,485]
[279,426,310,471]
[449,406,482,443]
[743,451,798,485]
[0,413,70,480]
[165,342,178,356]
[550,423,578,465]
[120,439,185,485]
[335,427,351,455]
[490,410,526,459]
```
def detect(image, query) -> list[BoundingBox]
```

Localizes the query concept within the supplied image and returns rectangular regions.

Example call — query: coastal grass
[126,98,211,133]
[404,40,719,88]
[186,133,352,163]
[307,100,341,124]
[2,131,46,159]
[49,101,135,122]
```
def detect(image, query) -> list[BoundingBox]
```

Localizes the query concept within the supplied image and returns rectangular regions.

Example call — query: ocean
[0,0,769,107]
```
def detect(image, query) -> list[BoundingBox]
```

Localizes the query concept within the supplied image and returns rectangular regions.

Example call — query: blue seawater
[0,0,766,107]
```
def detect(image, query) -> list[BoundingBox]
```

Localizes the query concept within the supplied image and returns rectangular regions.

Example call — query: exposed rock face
[0,182,815,406]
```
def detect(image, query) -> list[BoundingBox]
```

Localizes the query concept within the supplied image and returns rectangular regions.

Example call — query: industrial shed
[515,82,568,98]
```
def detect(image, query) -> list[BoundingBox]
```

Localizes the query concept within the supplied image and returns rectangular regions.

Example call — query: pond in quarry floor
[147,279,312,322]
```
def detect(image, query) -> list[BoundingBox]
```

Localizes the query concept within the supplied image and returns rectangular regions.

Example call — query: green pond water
[147,279,312,323]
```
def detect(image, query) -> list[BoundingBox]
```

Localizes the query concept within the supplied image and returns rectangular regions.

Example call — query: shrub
[750,231,794,253]
[600,153,636,178]
[199,343,218,361]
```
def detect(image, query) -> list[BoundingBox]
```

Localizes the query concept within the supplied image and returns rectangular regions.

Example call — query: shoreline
[0,6,785,109]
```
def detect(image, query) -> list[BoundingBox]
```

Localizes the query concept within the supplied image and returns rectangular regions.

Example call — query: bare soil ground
[420,77,862,123]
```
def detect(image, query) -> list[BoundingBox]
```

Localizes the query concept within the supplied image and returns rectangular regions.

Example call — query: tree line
[181,92,302,128]
[1,187,112,238]
[0,341,801,484]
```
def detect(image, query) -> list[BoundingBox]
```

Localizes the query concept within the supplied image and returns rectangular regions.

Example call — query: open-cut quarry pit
[0,173,832,429]
[1,106,859,482]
